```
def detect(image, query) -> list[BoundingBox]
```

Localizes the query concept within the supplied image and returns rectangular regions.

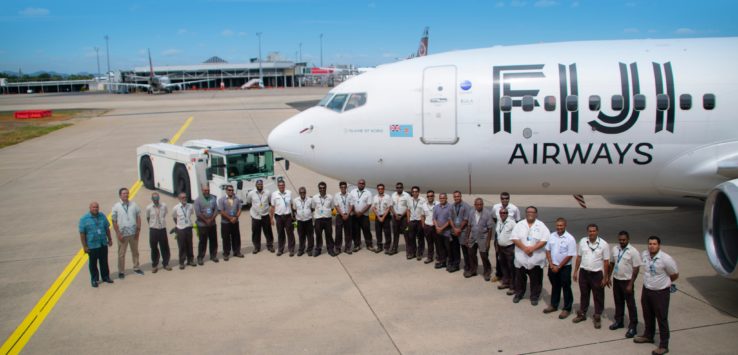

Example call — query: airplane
[408,26,429,59]
[107,49,211,94]
[267,37,738,279]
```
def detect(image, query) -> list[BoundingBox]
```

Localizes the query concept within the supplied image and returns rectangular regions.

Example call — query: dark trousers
[335,216,351,251]
[515,266,543,300]
[642,287,670,348]
[275,214,295,253]
[251,217,274,251]
[448,236,461,268]
[197,224,218,259]
[462,244,490,276]
[578,269,605,316]
[149,228,170,267]
[614,279,639,328]
[314,218,333,252]
[498,245,515,287]
[407,220,423,257]
[88,246,110,282]
[436,234,449,264]
[422,224,436,260]
[392,215,407,253]
[352,214,372,248]
[221,222,241,257]
[494,239,503,277]
[548,264,573,311]
[374,217,391,250]
[297,220,314,253]
[176,227,194,265]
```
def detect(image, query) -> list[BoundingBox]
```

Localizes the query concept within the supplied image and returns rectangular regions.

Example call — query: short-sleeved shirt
[642,250,678,290]
[612,244,642,280]
[312,193,334,219]
[271,190,293,216]
[511,219,550,269]
[391,191,411,216]
[372,194,392,217]
[465,208,494,246]
[194,195,218,227]
[577,237,611,272]
[334,192,351,215]
[246,189,270,219]
[79,212,110,249]
[292,196,313,222]
[451,202,472,232]
[111,200,141,237]
[546,231,577,266]
[349,188,372,214]
[422,199,439,226]
[492,203,521,222]
[173,202,194,229]
[408,197,425,221]
[433,203,452,237]
[217,195,242,224]
[495,218,517,247]
[145,203,168,229]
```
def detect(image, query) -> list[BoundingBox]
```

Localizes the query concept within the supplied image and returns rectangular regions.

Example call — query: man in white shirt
[495,207,517,293]
[270,180,295,256]
[543,218,577,319]
[391,182,412,257]
[312,181,334,257]
[510,206,550,305]
[245,179,274,254]
[111,187,143,278]
[407,186,426,261]
[349,179,374,253]
[573,224,611,329]
[333,181,352,255]
[492,192,521,282]
[172,192,196,269]
[420,190,439,264]
[145,192,170,273]
[634,236,679,355]
[371,183,392,254]
[292,186,314,257]
[608,230,641,338]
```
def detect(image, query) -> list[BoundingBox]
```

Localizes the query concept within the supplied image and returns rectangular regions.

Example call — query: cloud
[238,31,248,37]
[675,28,696,35]
[222,29,234,36]
[177,28,188,35]
[623,28,639,34]
[534,0,557,7]
[162,49,182,57]
[19,7,49,16]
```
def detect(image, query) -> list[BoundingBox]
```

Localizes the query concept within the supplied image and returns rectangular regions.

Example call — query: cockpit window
[318,93,334,107]
[343,93,367,111]
[326,94,348,112]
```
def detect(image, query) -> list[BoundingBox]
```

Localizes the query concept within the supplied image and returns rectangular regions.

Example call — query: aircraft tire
[173,164,191,202]
[140,156,155,189]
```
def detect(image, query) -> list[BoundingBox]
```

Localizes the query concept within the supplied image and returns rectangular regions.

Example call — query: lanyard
[340,194,348,210]
[378,195,385,211]
[178,203,190,225]
[153,204,162,225]
[298,197,309,212]
[357,190,364,201]
[454,204,461,216]
[319,195,327,208]
[648,256,659,275]
[616,246,628,265]
[587,238,600,253]
[279,192,288,208]
[412,199,419,212]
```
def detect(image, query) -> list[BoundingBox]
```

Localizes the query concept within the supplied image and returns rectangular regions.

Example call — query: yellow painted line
[1,116,194,355]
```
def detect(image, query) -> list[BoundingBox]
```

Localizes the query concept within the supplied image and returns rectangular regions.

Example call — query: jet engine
[704,179,738,278]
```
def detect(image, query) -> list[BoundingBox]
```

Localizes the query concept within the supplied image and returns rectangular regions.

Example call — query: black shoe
[268,247,275,253]
[197,258,204,265]
[328,250,336,257]
[424,258,434,264]
[406,255,414,260]
[434,263,446,269]
[513,296,522,303]
[188,261,197,267]
[447,266,460,273]
[416,255,423,261]
[384,250,390,255]
[312,251,320,257]
[252,248,260,254]
[353,246,360,252]
[484,275,491,282]
[277,251,283,256]
[531,299,539,306]
[463,271,473,278]
[235,253,245,258]
[390,249,398,255]
[134,269,144,275]
[224,255,229,261]
[297,251,305,256]
[289,252,295,257]
[179,265,185,270]
[91,280,99,288]
[375,248,383,254]
[345,249,353,255]
[609,322,624,330]
[102,278,114,284]
[211,258,219,263]
[625,328,637,338]
[118,273,125,279]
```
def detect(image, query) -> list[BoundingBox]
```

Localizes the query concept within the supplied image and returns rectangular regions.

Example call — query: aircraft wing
[163,79,213,89]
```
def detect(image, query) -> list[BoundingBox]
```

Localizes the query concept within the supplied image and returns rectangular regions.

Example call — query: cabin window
[680,94,692,110]
[611,95,624,111]
[634,94,646,111]
[544,96,556,111]
[344,93,367,111]
[522,95,535,112]
[588,95,601,111]
[703,94,716,110]
[326,94,348,112]
[566,95,578,112]
[500,96,512,112]
[656,94,670,111]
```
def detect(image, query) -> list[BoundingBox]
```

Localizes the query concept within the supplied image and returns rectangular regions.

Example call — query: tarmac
[0,88,737,354]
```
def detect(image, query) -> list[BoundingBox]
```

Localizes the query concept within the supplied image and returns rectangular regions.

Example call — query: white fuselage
[268,38,738,197]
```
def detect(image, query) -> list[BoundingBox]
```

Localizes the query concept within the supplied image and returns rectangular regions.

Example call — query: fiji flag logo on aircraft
[390,124,413,137]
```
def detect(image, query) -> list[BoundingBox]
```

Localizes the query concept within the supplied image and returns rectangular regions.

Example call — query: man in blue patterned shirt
[79,202,113,287]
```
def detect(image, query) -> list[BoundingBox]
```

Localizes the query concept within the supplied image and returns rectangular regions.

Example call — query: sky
[1,0,737,74]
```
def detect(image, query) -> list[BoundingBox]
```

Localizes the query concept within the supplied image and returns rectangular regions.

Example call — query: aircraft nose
[268,114,304,159]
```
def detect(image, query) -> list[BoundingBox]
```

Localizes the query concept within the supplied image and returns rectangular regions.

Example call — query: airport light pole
[104,35,111,93]
[299,42,302,62]
[94,47,100,80]
[257,32,263,88]
[319,33,323,67]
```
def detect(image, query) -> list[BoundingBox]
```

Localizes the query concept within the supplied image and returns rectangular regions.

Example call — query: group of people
[78,178,679,355]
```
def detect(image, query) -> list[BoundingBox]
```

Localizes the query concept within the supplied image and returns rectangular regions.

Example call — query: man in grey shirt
[433,193,452,270]
[145,192,170,273]
[194,184,219,264]
[218,185,244,261]
[111,187,143,278]
[463,198,494,280]
[449,191,471,274]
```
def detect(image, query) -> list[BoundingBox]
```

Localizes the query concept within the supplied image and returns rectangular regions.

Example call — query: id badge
[98,229,103,234]
[614,265,619,274]
[206,208,212,215]
[455,217,461,225]
[230,210,235,217]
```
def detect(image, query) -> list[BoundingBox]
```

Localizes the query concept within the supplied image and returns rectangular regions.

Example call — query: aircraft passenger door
[422,65,458,144]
